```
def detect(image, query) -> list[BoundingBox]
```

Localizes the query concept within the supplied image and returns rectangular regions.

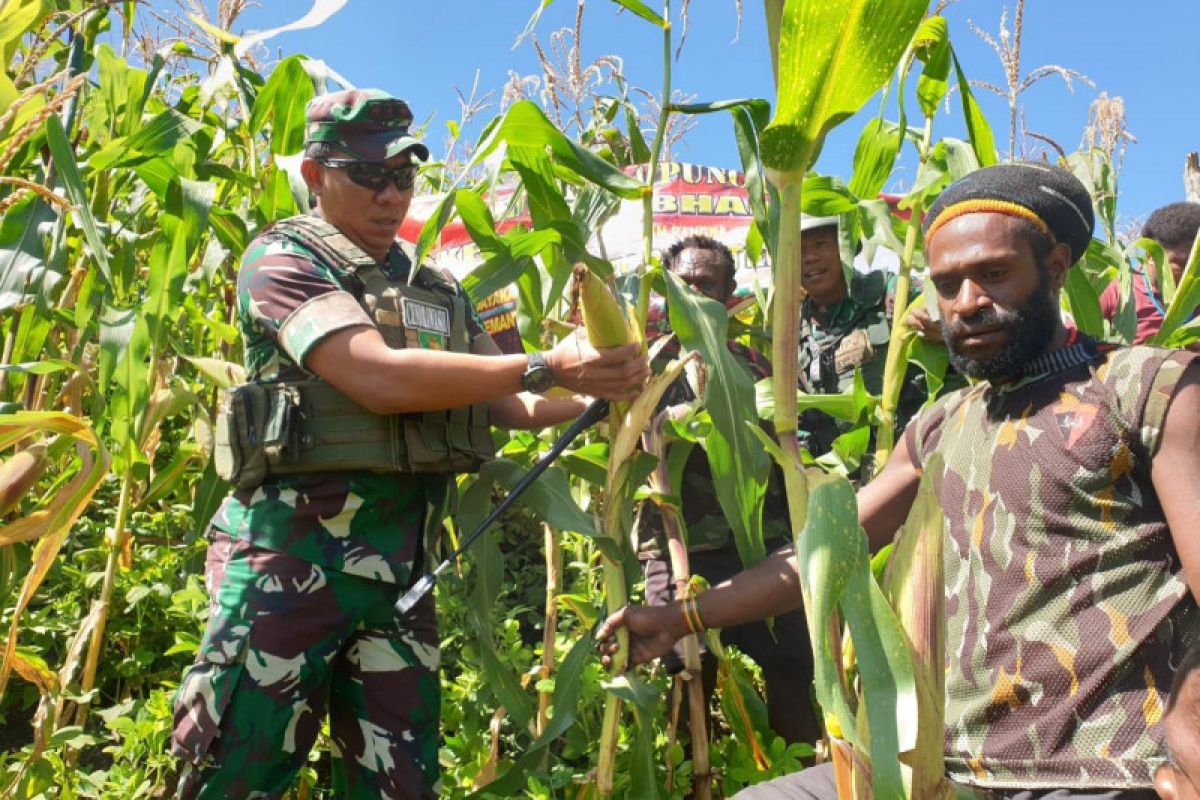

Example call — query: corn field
[2,1,1199,799]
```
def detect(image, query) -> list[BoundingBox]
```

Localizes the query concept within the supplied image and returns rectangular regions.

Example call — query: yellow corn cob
[574,265,634,348]
[0,442,48,517]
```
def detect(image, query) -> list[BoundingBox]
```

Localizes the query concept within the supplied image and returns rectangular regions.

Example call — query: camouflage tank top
[906,340,1199,790]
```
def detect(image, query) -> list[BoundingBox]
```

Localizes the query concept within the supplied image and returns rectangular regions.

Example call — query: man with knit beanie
[600,163,1200,799]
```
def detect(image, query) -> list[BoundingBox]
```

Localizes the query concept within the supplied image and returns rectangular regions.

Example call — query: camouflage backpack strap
[267,214,378,276]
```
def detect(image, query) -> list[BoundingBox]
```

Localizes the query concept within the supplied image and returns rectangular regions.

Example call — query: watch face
[523,366,555,394]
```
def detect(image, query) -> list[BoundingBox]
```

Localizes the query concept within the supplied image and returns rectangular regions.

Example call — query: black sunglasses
[316,158,418,192]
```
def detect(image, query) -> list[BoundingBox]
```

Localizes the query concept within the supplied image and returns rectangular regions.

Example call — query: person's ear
[300,158,323,195]
[1045,241,1073,292]
[1155,761,1178,800]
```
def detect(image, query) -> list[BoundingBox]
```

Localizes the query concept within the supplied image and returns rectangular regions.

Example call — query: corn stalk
[870,113,933,471]
[645,408,711,800]
[761,1,930,796]
[576,264,696,796]
[536,522,559,740]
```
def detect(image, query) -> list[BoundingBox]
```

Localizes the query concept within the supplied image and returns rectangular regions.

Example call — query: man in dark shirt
[640,234,819,746]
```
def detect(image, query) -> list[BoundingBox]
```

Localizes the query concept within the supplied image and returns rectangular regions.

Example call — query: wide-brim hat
[305,88,430,164]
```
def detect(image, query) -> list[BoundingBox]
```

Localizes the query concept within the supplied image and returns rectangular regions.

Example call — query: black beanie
[924,162,1095,265]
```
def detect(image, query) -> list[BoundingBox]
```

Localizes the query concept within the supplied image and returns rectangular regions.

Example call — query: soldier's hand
[906,306,943,343]
[546,329,649,403]
[595,602,686,669]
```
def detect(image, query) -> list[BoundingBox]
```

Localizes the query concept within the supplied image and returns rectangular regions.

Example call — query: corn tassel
[0,441,49,517]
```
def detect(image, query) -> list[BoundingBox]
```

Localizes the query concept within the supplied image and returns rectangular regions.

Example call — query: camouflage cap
[305,89,430,164]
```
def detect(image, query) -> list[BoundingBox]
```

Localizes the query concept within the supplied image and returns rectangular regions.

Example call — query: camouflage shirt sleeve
[237,234,374,369]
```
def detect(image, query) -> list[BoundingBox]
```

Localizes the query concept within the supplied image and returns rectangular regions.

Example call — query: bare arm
[598,436,923,667]
[859,432,923,551]
[1150,360,1200,602]
[306,326,647,416]
[472,331,594,430]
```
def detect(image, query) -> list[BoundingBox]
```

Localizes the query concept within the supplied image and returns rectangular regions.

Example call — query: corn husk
[0,441,49,517]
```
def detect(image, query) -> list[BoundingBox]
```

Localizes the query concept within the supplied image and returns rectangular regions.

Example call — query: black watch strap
[521,351,556,394]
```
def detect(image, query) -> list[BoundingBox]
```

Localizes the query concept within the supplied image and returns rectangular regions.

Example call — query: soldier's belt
[213,380,493,489]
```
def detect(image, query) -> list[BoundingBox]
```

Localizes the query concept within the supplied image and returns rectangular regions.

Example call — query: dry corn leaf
[0,412,110,699]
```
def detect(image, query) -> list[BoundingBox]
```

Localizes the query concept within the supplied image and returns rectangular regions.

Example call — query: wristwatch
[520,351,556,394]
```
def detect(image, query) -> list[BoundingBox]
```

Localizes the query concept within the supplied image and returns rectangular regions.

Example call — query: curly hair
[662,234,736,286]
[1142,202,1200,250]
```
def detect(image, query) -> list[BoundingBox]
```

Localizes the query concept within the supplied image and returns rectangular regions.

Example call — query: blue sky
[223,1,1200,229]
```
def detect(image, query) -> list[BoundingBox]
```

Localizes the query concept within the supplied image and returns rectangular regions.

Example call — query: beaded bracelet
[681,593,705,635]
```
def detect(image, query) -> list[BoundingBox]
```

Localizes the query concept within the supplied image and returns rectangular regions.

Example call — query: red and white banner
[398,161,763,278]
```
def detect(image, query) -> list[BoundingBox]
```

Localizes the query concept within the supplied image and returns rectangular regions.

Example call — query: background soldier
[795,214,930,472]
[601,163,1200,799]
[170,89,648,799]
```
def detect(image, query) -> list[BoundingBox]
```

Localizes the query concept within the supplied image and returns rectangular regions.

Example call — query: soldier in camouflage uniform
[600,163,1200,799]
[639,235,820,745]
[170,89,648,799]
[795,214,931,471]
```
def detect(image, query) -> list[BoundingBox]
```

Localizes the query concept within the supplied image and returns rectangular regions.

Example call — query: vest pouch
[213,383,295,489]
[403,411,455,472]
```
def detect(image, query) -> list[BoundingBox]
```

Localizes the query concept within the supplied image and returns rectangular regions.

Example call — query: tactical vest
[213,215,494,489]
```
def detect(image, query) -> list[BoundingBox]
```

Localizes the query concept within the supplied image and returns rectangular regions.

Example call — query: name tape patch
[401,298,451,336]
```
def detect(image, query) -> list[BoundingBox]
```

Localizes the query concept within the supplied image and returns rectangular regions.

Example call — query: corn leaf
[882,453,951,799]
[469,634,593,797]
[182,356,246,389]
[803,470,919,798]
[0,411,110,699]
[848,117,904,201]
[0,359,77,376]
[472,101,644,199]
[951,48,998,168]
[664,271,770,569]
[794,472,860,749]
[606,0,664,27]
[44,114,113,288]
[488,458,597,537]
[913,16,951,118]
[1063,265,1104,337]
[248,55,314,156]
[628,705,665,800]
[0,0,48,59]
[761,0,928,172]
[0,194,55,313]
[1150,230,1200,346]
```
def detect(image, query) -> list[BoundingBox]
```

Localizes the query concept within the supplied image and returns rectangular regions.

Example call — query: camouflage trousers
[171,532,441,799]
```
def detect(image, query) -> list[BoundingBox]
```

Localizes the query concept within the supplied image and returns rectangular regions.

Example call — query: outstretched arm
[598,434,922,668]
[307,326,647,417]
[1151,359,1200,602]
